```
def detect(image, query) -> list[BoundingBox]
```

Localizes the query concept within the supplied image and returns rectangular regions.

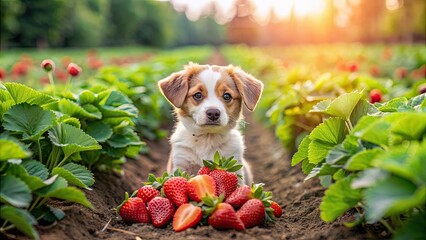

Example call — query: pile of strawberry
[116,152,282,232]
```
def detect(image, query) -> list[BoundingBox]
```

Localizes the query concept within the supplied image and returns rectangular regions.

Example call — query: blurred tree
[0,0,23,49]
[63,0,109,47]
[5,0,68,48]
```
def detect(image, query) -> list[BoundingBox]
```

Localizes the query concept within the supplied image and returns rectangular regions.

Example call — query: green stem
[48,146,62,171]
[56,155,69,168]
[48,71,56,97]
[65,75,73,92]
[28,196,42,212]
[379,219,395,234]
[37,139,43,163]
[345,119,354,132]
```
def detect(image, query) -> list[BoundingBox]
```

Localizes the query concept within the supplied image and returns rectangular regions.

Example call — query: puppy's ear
[158,70,188,108]
[228,66,264,111]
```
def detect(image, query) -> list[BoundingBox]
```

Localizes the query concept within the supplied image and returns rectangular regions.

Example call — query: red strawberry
[270,201,282,218]
[163,176,188,207]
[187,175,216,202]
[173,203,202,232]
[237,199,265,228]
[208,203,245,231]
[137,185,160,203]
[197,166,210,175]
[369,89,382,104]
[67,63,82,77]
[225,185,252,208]
[209,169,238,199]
[116,192,150,223]
[147,197,174,227]
[347,62,358,72]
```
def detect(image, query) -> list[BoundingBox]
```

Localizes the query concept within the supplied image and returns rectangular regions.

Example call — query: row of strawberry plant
[222,45,426,152]
[291,91,425,239]
[0,46,213,239]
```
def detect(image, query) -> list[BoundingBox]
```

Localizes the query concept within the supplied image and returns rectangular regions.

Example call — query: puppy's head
[158,62,263,133]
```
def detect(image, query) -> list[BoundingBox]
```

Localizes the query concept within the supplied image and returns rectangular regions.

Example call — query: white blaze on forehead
[198,66,221,94]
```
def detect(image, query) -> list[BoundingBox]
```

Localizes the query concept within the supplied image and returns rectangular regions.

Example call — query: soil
[4,51,388,240]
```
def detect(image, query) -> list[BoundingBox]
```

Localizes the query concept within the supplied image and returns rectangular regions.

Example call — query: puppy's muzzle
[206,108,221,124]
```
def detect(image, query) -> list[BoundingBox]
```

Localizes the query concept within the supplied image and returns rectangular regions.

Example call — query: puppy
[158,62,263,184]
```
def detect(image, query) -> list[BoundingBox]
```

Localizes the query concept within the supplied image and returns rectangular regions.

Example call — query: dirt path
[22,51,387,240]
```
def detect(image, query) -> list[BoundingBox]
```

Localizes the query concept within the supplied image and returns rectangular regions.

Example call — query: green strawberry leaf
[31,205,65,223]
[0,175,32,208]
[364,176,425,223]
[393,213,426,240]
[55,98,101,120]
[22,160,49,180]
[291,136,310,166]
[3,103,56,141]
[78,90,96,105]
[85,121,113,142]
[311,91,363,120]
[48,123,101,160]
[0,138,31,161]
[0,205,39,240]
[45,187,93,209]
[4,82,56,106]
[320,177,362,222]
[52,163,94,189]
[345,148,384,171]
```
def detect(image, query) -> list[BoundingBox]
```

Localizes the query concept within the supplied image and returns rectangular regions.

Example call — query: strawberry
[226,183,269,209]
[173,203,202,232]
[197,166,210,175]
[209,170,238,199]
[187,175,216,202]
[270,201,282,218]
[137,185,160,203]
[116,192,150,223]
[208,203,245,231]
[163,176,188,207]
[202,151,243,199]
[147,197,175,227]
[237,198,265,228]
[369,89,382,103]
[225,185,252,208]
[67,63,82,77]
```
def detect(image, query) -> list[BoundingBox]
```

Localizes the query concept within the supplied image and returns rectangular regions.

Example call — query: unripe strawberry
[369,89,382,104]
[41,59,55,72]
[67,63,82,77]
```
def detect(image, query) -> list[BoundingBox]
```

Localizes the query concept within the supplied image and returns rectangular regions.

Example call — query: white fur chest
[170,121,244,173]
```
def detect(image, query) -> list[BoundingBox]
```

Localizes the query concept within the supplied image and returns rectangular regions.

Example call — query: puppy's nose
[206,108,221,121]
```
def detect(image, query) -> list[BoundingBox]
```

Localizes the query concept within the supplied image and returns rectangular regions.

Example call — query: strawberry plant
[0,83,96,240]
[222,45,426,152]
[292,91,426,238]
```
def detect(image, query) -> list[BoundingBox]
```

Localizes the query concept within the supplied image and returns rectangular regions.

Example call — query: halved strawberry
[208,203,245,231]
[137,185,160,203]
[163,176,189,207]
[270,201,282,218]
[147,197,175,227]
[197,166,211,175]
[237,198,265,228]
[187,175,216,202]
[173,203,202,232]
[116,192,150,223]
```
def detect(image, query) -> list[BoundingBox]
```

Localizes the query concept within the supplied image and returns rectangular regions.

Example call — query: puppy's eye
[223,93,232,102]
[193,92,203,101]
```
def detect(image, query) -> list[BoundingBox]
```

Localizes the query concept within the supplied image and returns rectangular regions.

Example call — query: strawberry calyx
[249,183,275,223]
[200,194,225,221]
[144,169,191,190]
[202,151,243,178]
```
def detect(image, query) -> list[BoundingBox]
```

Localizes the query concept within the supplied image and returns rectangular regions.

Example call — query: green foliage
[291,92,426,238]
